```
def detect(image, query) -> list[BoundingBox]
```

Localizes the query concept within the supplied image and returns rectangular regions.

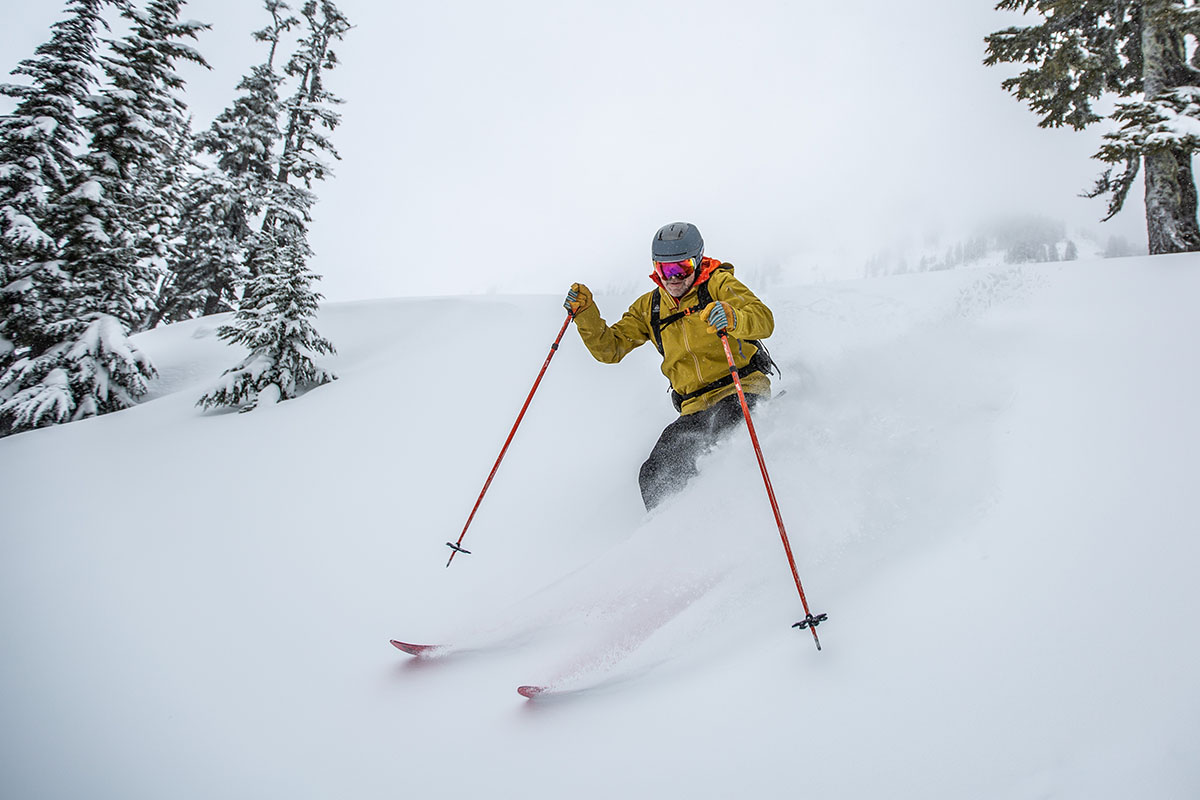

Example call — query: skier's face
[654,257,699,299]
[662,269,696,298]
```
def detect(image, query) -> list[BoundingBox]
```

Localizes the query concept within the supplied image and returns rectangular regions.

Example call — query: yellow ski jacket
[573,260,774,415]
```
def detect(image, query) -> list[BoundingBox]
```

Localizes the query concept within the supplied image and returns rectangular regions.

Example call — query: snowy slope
[2,256,1198,799]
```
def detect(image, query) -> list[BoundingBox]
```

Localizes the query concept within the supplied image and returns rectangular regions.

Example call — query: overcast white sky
[3,0,1147,301]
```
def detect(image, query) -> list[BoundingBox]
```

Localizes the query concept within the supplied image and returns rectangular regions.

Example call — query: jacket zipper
[674,287,704,386]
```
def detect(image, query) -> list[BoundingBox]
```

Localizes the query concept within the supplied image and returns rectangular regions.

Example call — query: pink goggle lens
[654,258,696,280]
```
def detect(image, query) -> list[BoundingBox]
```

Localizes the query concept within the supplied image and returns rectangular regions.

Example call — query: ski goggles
[653,257,698,280]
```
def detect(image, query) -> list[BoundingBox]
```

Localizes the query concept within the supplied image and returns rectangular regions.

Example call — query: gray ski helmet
[652,222,703,264]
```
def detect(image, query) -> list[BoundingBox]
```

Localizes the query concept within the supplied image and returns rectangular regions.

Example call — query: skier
[564,222,776,510]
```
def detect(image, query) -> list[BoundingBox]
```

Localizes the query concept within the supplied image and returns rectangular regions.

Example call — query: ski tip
[390,640,439,656]
[517,685,548,699]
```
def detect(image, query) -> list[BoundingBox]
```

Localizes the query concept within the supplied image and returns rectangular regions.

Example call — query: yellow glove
[703,301,737,334]
[563,282,593,315]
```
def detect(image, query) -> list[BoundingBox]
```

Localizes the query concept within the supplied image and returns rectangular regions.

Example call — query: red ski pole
[446,310,575,567]
[718,331,827,650]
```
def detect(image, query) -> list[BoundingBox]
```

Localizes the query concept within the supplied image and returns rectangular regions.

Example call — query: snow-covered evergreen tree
[199,0,349,412]
[153,0,296,325]
[140,111,200,325]
[276,1,349,192]
[985,0,1200,254]
[67,0,209,331]
[0,0,210,435]
[0,0,108,372]
[151,166,244,326]
[0,312,155,431]
[195,229,334,411]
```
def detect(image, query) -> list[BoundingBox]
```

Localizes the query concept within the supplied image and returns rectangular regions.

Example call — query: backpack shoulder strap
[649,289,664,355]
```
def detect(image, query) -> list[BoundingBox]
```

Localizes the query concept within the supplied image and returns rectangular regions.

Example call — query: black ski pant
[639,393,760,511]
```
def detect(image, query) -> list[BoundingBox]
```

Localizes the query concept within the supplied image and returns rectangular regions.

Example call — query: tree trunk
[202,285,225,317]
[1141,3,1200,254]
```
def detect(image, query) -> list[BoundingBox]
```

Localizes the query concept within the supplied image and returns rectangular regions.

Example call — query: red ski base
[390,640,440,656]
[517,685,548,699]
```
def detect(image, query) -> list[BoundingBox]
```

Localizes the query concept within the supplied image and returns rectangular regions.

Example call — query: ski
[517,685,548,699]
[389,640,443,656]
